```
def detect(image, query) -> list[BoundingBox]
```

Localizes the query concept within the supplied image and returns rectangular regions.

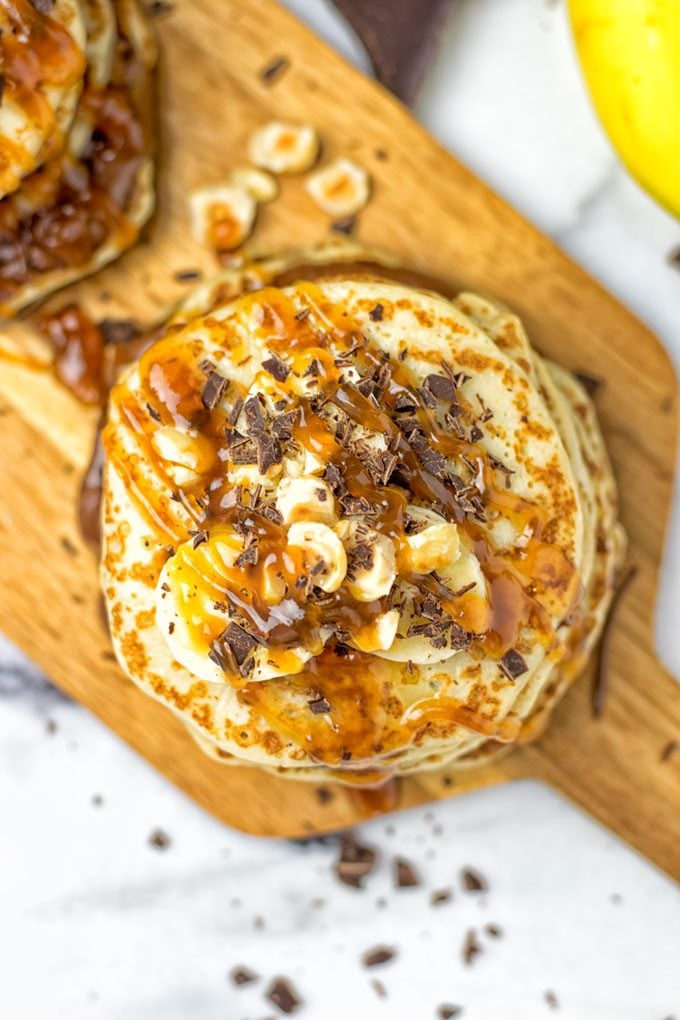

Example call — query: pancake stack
[100,243,625,782]
[0,0,156,318]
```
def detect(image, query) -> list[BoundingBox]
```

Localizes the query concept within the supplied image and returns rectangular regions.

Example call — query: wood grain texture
[0,0,678,876]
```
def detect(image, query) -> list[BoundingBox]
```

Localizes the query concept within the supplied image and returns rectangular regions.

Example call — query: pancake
[100,244,626,782]
[0,0,156,318]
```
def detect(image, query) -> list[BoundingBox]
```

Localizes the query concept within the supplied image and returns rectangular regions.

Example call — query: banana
[569,0,680,218]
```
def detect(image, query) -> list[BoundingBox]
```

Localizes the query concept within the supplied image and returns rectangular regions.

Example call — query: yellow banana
[568,0,680,218]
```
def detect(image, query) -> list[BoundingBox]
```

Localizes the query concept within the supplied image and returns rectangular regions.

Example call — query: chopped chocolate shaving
[430,887,453,906]
[261,504,283,524]
[331,215,357,235]
[340,494,375,516]
[189,528,208,549]
[452,581,476,598]
[230,965,258,986]
[230,440,258,465]
[325,463,347,496]
[308,695,332,714]
[315,787,334,804]
[394,856,420,888]
[222,621,261,666]
[256,433,282,473]
[334,411,353,445]
[476,394,493,421]
[370,978,387,998]
[593,565,638,718]
[227,396,244,426]
[485,923,502,938]
[350,542,374,572]
[266,977,301,1014]
[362,946,396,968]
[262,352,290,382]
[438,1006,462,1019]
[175,268,201,282]
[235,542,259,568]
[418,384,438,409]
[408,430,448,478]
[259,55,290,85]
[201,370,228,410]
[243,394,265,433]
[99,318,141,345]
[369,303,384,322]
[60,536,78,556]
[462,928,482,965]
[575,371,603,396]
[461,867,487,892]
[334,833,377,888]
[393,391,417,413]
[148,828,171,850]
[271,411,296,440]
[469,424,484,443]
[544,990,559,1010]
[146,402,161,422]
[499,648,528,680]
[424,373,458,403]
[295,307,310,321]
[661,740,677,763]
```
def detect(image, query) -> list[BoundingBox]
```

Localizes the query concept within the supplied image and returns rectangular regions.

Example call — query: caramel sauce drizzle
[100,277,581,769]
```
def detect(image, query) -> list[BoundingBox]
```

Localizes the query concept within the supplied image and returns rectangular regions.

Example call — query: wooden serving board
[1,0,679,878]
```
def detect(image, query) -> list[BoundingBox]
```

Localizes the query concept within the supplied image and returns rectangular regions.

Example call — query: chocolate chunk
[430,887,452,906]
[462,928,482,965]
[259,55,290,85]
[418,384,438,408]
[424,373,458,403]
[271,411,296,440]
[189,528,209,549]
[230,440,258,465]
[325,463,347,496]
[334,833,377,888]
[331,0,456,105]
[575,371,603,396]
[393,391,417,413]
[365,450,398,486]
[438,1006,462,1019]
[243,394,265,433]
[408,430,447,478]
[222,621,260,666]
[362,946,396,968]
[256,433,282,473]
[469,424,484,443]
[394,856,420,888]
[461,867,487,892]
[235,542,259,568]
[334,412,353,445]
[266,977,301,1014]
[331,215,357,235]
[148,828,171,850]
[260,504,283,524]
[499,648,528,680]
[230,965,258,985]
[308,695,332,714]
[201,370,228,410]
[340,494,374,516]
[369,303,384,322]
[98,318,141,345]
[227,396,244,426]
[262,352,290,382]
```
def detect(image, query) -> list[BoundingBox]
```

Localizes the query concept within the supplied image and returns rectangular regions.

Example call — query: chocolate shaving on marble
[438,1006,462,1019]
[593,565,638,718]
[266,977,301,1015]
[431,887,453,906]
[334,833,377,888]
[394,856,421,888]
[461,867,487,892]
[362,946,397,968]
[230,965,258,986]
[462,928,482,965]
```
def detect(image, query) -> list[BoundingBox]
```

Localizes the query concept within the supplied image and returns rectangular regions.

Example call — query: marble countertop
[1,1,679,1017]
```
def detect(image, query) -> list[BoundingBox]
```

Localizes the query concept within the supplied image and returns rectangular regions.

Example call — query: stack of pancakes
[101,243,625,782]
[0,0,156,317]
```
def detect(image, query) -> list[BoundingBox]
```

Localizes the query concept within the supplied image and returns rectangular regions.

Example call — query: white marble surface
[1,1,679,1017]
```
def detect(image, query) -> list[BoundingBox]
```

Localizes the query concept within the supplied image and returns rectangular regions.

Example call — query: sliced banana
[229,165,279,202]
[343,526,396,602]
[82,0,116,87]
[152,425,215,486]
[156,532,311,685]
[276,476,337,526]
[287,521,347,593]
[350,610,400,653]
[305,159,371,217]
[188,184,257,251]
[248,121,320,174]
[406,521,460,573]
